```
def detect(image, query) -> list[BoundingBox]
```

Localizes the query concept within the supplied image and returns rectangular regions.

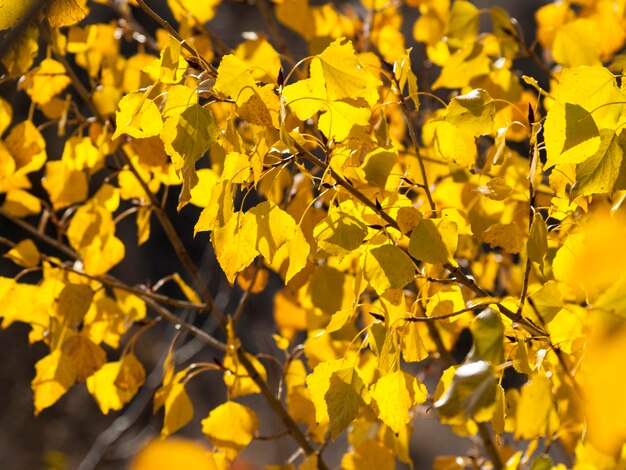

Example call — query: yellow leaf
[161,103,218,208]
[56,283,94,326]
[5,120,46,175]
[47,0,87,28]
[61,135,102,171]
[189,168,219,208]
[42,160,88,210]
[552,19,601,67]
[87,355,145,414]
[143,35,187,84]
[432,43,491,90]
[194,179,234,234]
[112,92,163,140]
[371,370,427,434]
[1,25,38,79]
[314,201,368,257]
[443,88,495,137]
[434,361,497,424]
[5,239,40,268]
[167,0,220,24]
[527,213,548,269]
[62,333,106,381]
[425,285,465,320]
[544,66,622,168]
[201,401,259,460]
[476,177,513,201]
[2,188,42,218]
[305,359,347,425]
[0,0,33,30]
[274,288,307,340]
[161,381,194,437]
[363,244,415,296]
[284,225,310,284]
[32,350,77,415]
[583,328,626,454]
[317,99,371,142]
[131,438,219,470]
[571,129,626,198]
[468,308,504,365]
[408,218,458,265]
[234,36,281,83]
[214,54,258,106]
[325,366,369,438]
[341,439,395,470]
[21,58,70,105]
[136,206,151,246]
[482,222,524,254]
[211,212,258,284]
[399,321,429,363]
[316,38,381,104]
[429,119,477,168]
[515,372,559,440]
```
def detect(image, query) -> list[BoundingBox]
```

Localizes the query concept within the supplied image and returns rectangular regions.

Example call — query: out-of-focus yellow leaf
[189,168,219,208]
[42,160,88,210]
[1,25,38,79]
[201,401,259,460]
[21,58,70,105]
[167,0,220,24]
[515,372,559,440]
[5,120,46,175]
[2,189,42,217]
[341,439,395,470]
[5,239,40,268]
[425,285,465,320]
[552,19,601,67]
[32,350,77,415]
[468,309,504,365]
[482,222,524,254]
[527,213,548,269]
[434,361,497,424]
[131,438,219,470]
[234,36,281,83]
[143,35,187,84]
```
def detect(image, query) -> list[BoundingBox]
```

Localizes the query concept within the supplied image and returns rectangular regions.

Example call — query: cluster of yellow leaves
[5,0,626,467]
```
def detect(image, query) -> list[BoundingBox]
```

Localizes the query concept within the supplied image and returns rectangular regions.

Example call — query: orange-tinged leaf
[62,333,106,381]
[5,239,40,268]
[32,350,77,415]
[201,401,259,460]
[56,283,94,326]
[47,0,87,28]
[2,189,42,217]
[5,120,46,175]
